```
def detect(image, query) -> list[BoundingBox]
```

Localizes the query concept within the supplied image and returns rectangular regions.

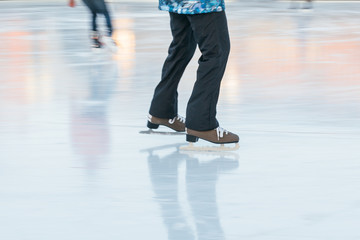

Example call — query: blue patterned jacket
[159,0,225,14]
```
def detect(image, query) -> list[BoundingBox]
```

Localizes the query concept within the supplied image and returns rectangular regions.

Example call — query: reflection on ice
[70,54,118,169]
[0,1,360,239]
[143,143,239,240]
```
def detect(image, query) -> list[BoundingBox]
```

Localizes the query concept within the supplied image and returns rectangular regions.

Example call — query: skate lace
[169,115,185,124]
[216,127,228,140]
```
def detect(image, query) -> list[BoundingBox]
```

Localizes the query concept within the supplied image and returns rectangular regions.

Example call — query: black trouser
[82,0,113,36]
[149,11,230,131]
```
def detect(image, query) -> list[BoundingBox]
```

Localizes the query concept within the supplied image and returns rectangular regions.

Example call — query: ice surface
[0,1,360,240]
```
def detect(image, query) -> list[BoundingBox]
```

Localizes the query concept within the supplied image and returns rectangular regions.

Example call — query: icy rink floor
[0,1,360,239]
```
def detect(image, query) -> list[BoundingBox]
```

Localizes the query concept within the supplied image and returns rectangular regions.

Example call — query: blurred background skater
[68,0,117,51]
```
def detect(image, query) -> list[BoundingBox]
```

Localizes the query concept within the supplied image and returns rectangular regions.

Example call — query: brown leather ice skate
[186,127,239,144]
[147,114,185,132]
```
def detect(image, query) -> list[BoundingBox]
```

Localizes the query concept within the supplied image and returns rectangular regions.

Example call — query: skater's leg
[82,0,98,32]
[89,0,117,51]
[95,0,113,36]
[82,0,102,48]
[185,11,230,131]
[149,12,197,119]
[103,11,113,37]
[91,12,97,32]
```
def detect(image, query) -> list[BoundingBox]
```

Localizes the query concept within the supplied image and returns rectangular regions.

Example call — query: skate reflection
[143,144,239,240]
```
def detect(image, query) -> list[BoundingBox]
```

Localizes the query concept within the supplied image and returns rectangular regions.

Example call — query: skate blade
[139,129,185,136]
[179,143,239,152]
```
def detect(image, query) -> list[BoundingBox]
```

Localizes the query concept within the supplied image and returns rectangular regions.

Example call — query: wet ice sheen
[0,1,360,240]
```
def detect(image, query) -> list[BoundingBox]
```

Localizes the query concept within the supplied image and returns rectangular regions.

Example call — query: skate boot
[186,127,239,144]
[147,114,185,132]
[91,31,102,49]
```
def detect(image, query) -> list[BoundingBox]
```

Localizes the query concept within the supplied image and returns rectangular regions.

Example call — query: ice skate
[180,127,239,152]
[139,129,185,136]
[90,31,103,50]
[102,36,118,53]
[146,114,186,132]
